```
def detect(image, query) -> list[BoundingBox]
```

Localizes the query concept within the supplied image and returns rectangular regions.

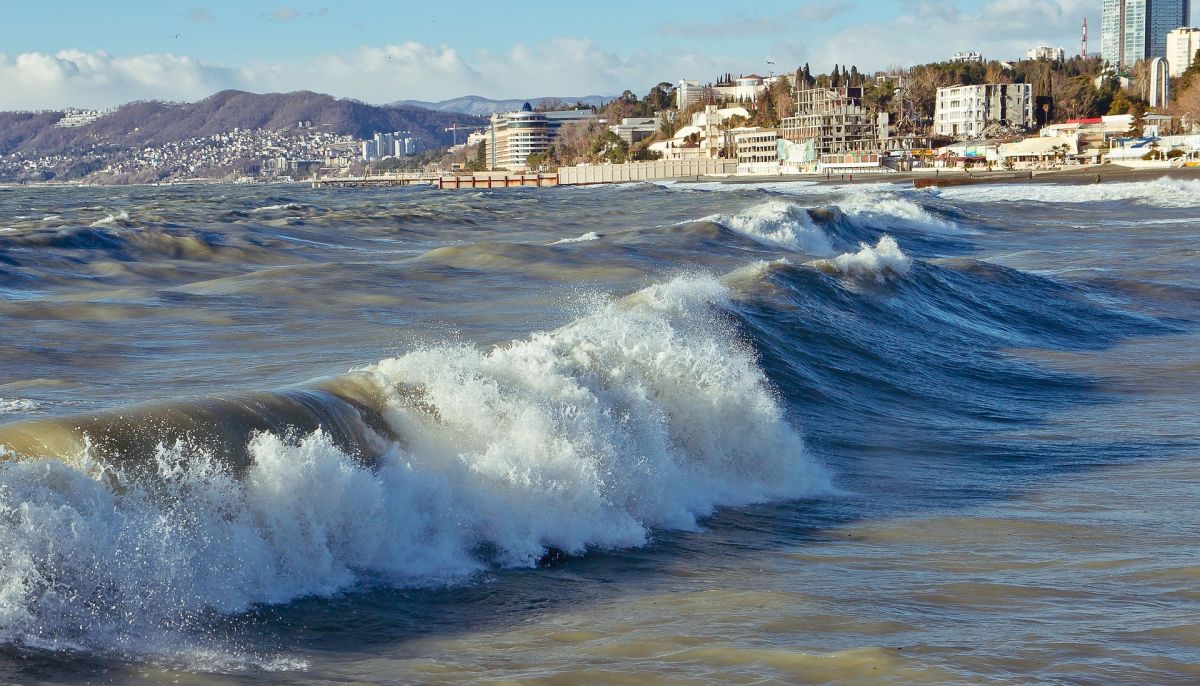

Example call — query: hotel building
[483,104,595,170]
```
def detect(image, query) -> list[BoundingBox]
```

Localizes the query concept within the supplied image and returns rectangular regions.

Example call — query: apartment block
[934,83,1034,138]
[1167,26,1200,76]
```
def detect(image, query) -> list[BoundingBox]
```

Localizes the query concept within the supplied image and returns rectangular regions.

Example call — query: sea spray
[834,190,968,234]
[812,236,912,282]
[932,177,1200,208]
[0,274,830,655]
[700,201,835,254]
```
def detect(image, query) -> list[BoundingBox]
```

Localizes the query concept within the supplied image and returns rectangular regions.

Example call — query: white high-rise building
[676,80,705,109]
[1167,26,1200,76]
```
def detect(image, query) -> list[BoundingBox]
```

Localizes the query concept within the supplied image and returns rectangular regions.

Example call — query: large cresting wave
[0,275,830,658]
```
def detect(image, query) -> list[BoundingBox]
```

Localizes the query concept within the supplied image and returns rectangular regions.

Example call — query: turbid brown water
[0,178,1198,684]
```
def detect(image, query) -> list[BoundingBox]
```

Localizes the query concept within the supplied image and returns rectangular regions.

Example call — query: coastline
[694,164,1200,188]
[4,165,1197,192]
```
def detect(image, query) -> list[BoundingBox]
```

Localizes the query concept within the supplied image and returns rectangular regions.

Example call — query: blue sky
[0,1,1107,109]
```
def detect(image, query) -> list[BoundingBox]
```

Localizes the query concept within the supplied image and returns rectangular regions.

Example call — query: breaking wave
[932,178,1200,208]
[551,231,601,244]
[811,235,912,281]
[0,275,830,656]
[702,201,835,254]
[89,210,131,227]
[835,191,968,234]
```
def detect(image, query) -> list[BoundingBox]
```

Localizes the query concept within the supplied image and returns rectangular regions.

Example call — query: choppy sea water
[0,177,1198,684]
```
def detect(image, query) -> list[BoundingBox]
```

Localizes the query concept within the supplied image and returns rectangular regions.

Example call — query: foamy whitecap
[659,180,823,194]
[251,203,307,213]
[89,210,130,227]
[835,191,967,234]
[0,275,830,656]
[701,201,835,255]
[0,398,39,415]
[933,178,1200,208]
[812,235,912,282]
[551,231,600,244]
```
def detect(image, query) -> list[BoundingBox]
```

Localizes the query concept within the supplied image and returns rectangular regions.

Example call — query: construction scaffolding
[780,86,880,156]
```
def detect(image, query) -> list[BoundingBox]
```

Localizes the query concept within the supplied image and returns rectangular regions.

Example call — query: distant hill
[0,90,487,158]
[394,94,612,117]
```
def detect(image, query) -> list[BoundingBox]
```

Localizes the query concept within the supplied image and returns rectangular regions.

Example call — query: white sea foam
[654,180,822,194]
[933,178,1200,208]
[89,210,129,227]
[552,231,600,244]
[251,203,306,213]
[835,190,968,234]
[0,275,830,657]
[0,398,39,415]
[702,201,835,255]
[813,235,912,282]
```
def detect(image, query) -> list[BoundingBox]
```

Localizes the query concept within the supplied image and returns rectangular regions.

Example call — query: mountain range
[0,90,487,159]
[393,95,612,117]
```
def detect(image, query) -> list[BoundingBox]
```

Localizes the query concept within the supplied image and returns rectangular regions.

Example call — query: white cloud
[0,41,743,110]
[805,0,1095,70]
[0,2,1101,112]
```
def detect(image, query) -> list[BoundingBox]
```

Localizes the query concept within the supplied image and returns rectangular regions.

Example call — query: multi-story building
[1167,26,1200,75]
[949,51,985,63]
[712,74,770,103]
[1026,45,1067,61]
[934,83,1034,138]
[1102,0,1190,68]
[734,128,780,174]
[780,86,879,156]
[609,118,659,145]
[676,80,707,109]
[482,104,595,170]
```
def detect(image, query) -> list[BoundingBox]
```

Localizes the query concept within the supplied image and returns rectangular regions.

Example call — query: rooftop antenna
[1081,17,1088,59]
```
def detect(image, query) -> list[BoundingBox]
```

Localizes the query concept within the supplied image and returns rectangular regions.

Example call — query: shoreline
[695,164,1200,188]
[3,165,1197,191]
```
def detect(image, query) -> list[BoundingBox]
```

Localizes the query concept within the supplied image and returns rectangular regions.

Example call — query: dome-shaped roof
[522,102,533,112]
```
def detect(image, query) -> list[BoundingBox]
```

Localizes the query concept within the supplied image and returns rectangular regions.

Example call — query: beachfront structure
[1026,45,1066,61]
[934,83,1034,138]
[482,105,595,170]
[949,51,984,63]
[734,128,780,174]
[1102,0,1190,68]
[998,135,1080,167]
[780,86,879,157]
[1167,27,1200,76]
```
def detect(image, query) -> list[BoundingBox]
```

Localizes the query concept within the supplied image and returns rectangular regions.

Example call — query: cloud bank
[0,0,1096,110]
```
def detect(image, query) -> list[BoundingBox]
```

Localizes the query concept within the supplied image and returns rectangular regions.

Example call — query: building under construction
[780,86,880,158]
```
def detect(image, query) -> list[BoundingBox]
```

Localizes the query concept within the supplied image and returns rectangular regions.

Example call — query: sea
[0,176,1197,684]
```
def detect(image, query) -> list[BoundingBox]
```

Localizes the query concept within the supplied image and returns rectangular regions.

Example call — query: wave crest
[702,201,834,254]
[0,275,830,655]
[812,236,912,281]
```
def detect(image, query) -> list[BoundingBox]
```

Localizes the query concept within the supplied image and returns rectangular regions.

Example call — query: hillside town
[437,2,1200,182]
